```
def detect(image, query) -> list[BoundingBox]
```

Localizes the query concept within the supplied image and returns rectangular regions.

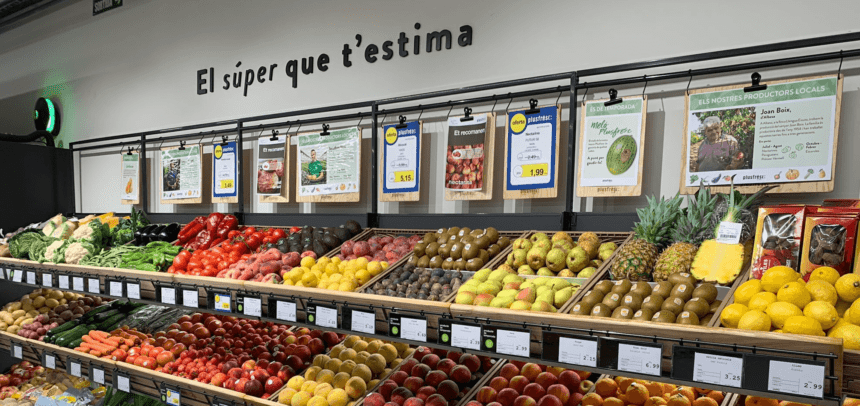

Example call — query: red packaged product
[800,213,860,280]
[750,206,807,279]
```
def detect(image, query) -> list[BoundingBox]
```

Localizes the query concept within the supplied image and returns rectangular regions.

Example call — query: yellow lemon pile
[282,256,389,292]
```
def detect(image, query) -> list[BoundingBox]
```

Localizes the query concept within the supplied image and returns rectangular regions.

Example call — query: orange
[661,383,677,394]
[692,398,718,406]
[617,394,629,404]
[777,402,812,406]
[667,394,691,406]
[604,397,624,406]
[581,393,603,406]
[645,397,668,406]
[693,387,710,395]
[616,377,635,393]
[626,382,650,405]
[595,378,619,398]
[843,399,860,406]
[745,396,779,406]
[705,391,724,404]
[644,382,663,397]
[671,387,696,404]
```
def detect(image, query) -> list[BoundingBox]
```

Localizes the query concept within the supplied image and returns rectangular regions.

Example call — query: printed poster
[382,121,421,194]
[446,115,488,191]
[684,76,840,187]
[212,141,238,201]
[506,106,558,190]
[257,137,286,196]
[298,127,360,196]
[579,98,645,187]
[161,145,201,200]
[120,153,139,203]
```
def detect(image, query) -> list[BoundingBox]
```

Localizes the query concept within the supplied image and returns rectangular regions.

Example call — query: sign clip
[744,72,767,93]
[461,107,474,121]
[524,98,540,114]
[396,115,408,129]
[320,123,330,136]
[604,88,623,106]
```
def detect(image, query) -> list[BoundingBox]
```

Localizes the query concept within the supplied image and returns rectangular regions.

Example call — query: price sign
[389,314,427,342]
[618,343,662,376]
[307,303,338,328]
[161,287,176,305]
[220,179,234,189]
[44,353,56,370]
[438,319,481,350]
[183,289,199,308]
[382,121,421,194]
[26,271,36,285]
[481,325,530,357]
[68,359,81,378]
[0,267,5,279]
[239,296,262,317]
[716,222,743,245]
[269,298,297,323]
[343,307,375,335]
[91,366,104,385]
[42,273,53,287]
[12,269,23,283]
[693,352,743,387]
[209,291,231,312]
[394,171,415,183]
[109,280,124,297]
[127,282,141,300]
[162,386,181,406]
[10,343,21,359]
[72,277,84,291]
[768,360,825,398]
[88,278,100,294]
[59,275,70,289]
[559,336,599,368]
[521,163,549,177]
[116,373,130,392]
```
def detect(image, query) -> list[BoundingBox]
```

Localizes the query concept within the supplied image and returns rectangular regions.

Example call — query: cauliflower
[63,242,95,265]
[71,224,94,240]
[44,241,65,262]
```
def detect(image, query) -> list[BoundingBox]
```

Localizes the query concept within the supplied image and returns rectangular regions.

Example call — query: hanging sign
[380,121,421,201]
[297,127,361,202]
[258,136,289,203]
[120,152,139,204]
[504,105,560,199]
[213,141,238,203]
[577,96,647,197]
[681,75,842,194]
[160,145,203,204]
[445,113,495,201]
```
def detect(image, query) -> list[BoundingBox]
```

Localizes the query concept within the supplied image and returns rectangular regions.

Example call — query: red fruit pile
[467,362,591,406]
[339,235,421,263]
[219,249,317,282]
[365,346,496,406]
[0,361,45,399]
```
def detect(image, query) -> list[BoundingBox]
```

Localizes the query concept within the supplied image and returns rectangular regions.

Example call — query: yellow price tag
[220,179,234,189]
[394,170,415,182]
[521,163,548,177]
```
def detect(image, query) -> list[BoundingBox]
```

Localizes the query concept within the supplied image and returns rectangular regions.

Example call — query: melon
[606,135,637,175]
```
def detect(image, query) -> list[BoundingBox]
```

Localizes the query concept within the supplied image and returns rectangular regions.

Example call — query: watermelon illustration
[606,135,637,175]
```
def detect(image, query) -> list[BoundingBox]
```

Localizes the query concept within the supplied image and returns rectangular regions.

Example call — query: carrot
[81,335,98,344]
[89,331,110,341]
[74,347,86,352]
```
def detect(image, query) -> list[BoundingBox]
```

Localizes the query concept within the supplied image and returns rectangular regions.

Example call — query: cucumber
[79,304,111,321]
[92,309,121,322]
[46,320,79,337]
[54,325,89,347]
[97,313,127,330]
[68,338,83,348]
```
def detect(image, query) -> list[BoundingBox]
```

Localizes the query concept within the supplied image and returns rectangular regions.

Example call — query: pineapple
[610,194,683,281]
[652,186,717,281]
[690,178,776,285]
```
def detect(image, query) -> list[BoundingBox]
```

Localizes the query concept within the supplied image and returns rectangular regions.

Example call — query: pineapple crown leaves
[633,193,684,247]
[716,175,778,223]
[671,184,718,245]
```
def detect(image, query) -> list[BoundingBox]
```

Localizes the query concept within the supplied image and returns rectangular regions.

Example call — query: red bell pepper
[178,217,206,242]
[178,221,205,244]
[215,215,239,238]
[206,212,226,232]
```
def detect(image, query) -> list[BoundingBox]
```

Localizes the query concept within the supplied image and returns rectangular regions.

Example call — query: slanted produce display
[0,361,107,405]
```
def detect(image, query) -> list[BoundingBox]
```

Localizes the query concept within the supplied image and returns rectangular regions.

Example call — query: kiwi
[700,313,714,326]
[447,234,459,244]
[676,311,700,325]
[651,311,676,323]
[652,281,674,298]
[592,280,614,296]
[641,294,664,313]
[581,291,604,307]
[413,243,427,257]
[571,302,593,316]
[683,297,710,318]
[423,233,437,244]
[479,249,490,264]
[417,255,431,268]
[632,308,654,322]
[709,300,723,314]
[425,242,440,258]
[668,272,697,286]
[438,244,452,258]
[465,258,484,272]
[462,243,479,260]
[442,257,454,270]
[454,258,466,270]
[474,236,491,250]
[486,244,501,258]
[693,283,719,303]
[448,227,461,236]
[461,235,476,244]
[611,306,634,319]
[429,256,444,268]
[590,303,612,317]
[630,282,653,298]
[661,296,685,315]
[601,293,623,311]
[471,229,484,237]
[621,293,643,312]
[497,236,511,249]
[671,283,695,301]
[610,279,632,295]
[449,243,464,260]
[457,227,472,237]
[484,227,500,243]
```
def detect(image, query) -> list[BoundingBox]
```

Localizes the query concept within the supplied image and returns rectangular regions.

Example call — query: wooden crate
[456,362,601,406]
[592,374,735,406]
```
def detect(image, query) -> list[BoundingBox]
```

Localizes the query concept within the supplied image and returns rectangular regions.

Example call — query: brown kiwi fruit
[425,242,440,258]
[429,256,443,268]
[661,296,685,315]
[474,236,491,249]
[447,227,461,236]
[465,258,484,272]
[632,308,654,321]
[581,291,604,307]
[601,293,623,311]
[497,236,511,249]
[671,282,695,302]
[484,227,500,243]
[590,303,612,317]
[683,297,710,318]
[610,280,632,295]
[449,243,463,260]
[709,300,723,314]
[630,281,653,298]
[570,302,593,316]
[423,233,437,244]
[641,294,664,313]
[417,255,431,268]
[447,234,459,244]
[457,227,472,237]
[461,235,476,244]
[611,306,634,319]
[692,283,719,303]
[479,249,490,264]
[453,258,466,270]
[461,243,479,260]
[442,257,454,270]
[470,229,484,238]
[413,243,427,257]
[486,244,500,258]
[438,244,452,258]
[652,281,674,298]
[668,272,697,286]
[407,256,417,265]
[592,280,614,296]
[676,311,700,325]
[700,313,714,326]
[621,293,643,312]
[651,311,676,323]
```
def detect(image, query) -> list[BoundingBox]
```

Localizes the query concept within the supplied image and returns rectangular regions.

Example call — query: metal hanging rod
[243,111,374,136]
[74,127,237,152]
[69,120,236,148]
[377,85,569,117]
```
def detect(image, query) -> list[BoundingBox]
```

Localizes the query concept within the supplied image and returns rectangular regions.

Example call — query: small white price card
[72,277,84,291]
[109,281,123,297]
[0,268,5,279]
[351,310,375,334]
[316,306,338,328]
[558,337,598,367]
[618,343,662,376]
[497,329,530,357]
[92,367,104,385]
[165,388,180,406]
[42,273,52,287]
[275,301,297,322]
[88,278,100,294]
[11,344,21,359]
[45,354,55,369]
[26,271,35,285]
[12,270,22,282]
[451,324,481,350]
[214,293,231,311]
[70,361,81,377]
[401,318,427,342]
[243,297,262,317]
[716,222,743,245]
[117,374,130,392]
[161,287,176,305]
[768,360,825,398]
[183,290,198,308]
[127,283,140,299]
[59,275,70,289]
[693,353,743,387]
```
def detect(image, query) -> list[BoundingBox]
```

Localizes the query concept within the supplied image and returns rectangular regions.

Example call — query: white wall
[2,0,860,215]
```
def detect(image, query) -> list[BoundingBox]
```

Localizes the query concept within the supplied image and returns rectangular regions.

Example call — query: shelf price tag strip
[237,293,263,318]
[438,318,481,351]
[342,305,376,335]
[671,346,743,388]
[182,286,201,309]
[161,383,181,406]
[126,279,141,300]
[42,271,53,288]
[388,312,428,343]
[307,301,338,329]
[207,289,232,313]
[542,331,599,368]
[268,295,297,323]
[107,278,125,298]
[114,369,131,393]
[482,324,531,357]
[67,357,83,378]
[742,353,826,400]
[598,337,663,376]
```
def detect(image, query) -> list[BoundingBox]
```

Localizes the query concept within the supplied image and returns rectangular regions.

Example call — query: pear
[473,268,492,282]
[532,238,553,253]
[551,231,574,245]
[510,300,531,310]
[566,247,589,273]
[477,282,501,296]
[550,279,572,290]
[527,247,548,270]
[503,274,524,284]
[599,249,614,261]
[599,242,617,252]
[531,300,555,312]
[517,265,535,275]
[552,240,574,252]
[503,281,522,290]
[496,264,516,274]
[516,288,537,303]
[530,232,549,243]
[512,238,532,251]
[498,289,518,298]
[590,259,603,268]
[537,291,554,304]
[554,286,575,308]
[537,267,555,276]
[490,296,515,308]
[545,248,567,272]
[557,269,576,277]
[536,286,551,296]
[578,267,597,278]
[455,291,476,304]
[510,249,528,268]
[458,284,478,294]
[520,281,535,290]
[473,294,494,306]
[488,269,508,281]
[534,277,551,286]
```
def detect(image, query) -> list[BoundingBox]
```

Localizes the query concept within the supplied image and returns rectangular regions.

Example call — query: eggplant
[150,225,167,242]
[159,223,180,242]
[137,224,157,245]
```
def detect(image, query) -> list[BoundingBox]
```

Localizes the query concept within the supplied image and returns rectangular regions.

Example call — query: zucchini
[47,320,78,336]
[79,304,111,323]
[55,325,89,347]
[92,309,121,322]
[68,338,83,348]
[97,313,127,330]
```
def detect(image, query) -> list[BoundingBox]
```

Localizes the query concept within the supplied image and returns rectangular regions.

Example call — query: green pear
[551,231,574,245]
[488,269,508,281]
[554,287,574,308]
[552,240,574,252]
[503,281,522,290]
[536,285,551,296]
[490,296,515,308]
[503,274,525,284]
[537,267,555,276]
[511,249,528,268]
[533,238,553,253]
[566,246,589,273]
[578,267,597,278]
[599,242,617,252]
[496,264,516,274]
[590,259,603,268]
[534,277,551,286]
[477,282,501,296]
[537,291,554,304]
[516,287,536,303]
[473,268,492,282]
[550,279,571,290]
[545,248,567,272]
[455,291,476,304]
[527,247,548,270]
[458,284,478,294]
[530,300,555,312]
[557,269,575,277]
[517,265,535,275]
[510,300,532,310]
[474,294,494,306]
[529,232,549,243]
[498,289,519,299]
[512,238,532,251]
[520,281,535,290]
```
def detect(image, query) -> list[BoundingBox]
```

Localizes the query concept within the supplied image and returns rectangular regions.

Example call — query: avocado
[671,283,695,301]
[651,311,676,323]
[641,294,664,313]
[312,240,327,257]
[344,220,362,236]
[683,297,710,318]
[322,235,339,249]
[676,311,700,325]
[693,283,719,303]
[611,306,634,319]
[632,308,654,321]
[652,281,674,298]
[334,227,351,242]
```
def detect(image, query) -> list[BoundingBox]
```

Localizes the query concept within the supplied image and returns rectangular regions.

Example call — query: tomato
[173,251,190,270]
[271,228,286,239]
[167,266,177,274]
[263,236,276,245]
[210,246,225,255]
[243,227,256,236]
[217,261,230,271]
[289,226,301,233]
[227,230,241,240]
[246,235,262,250]
[187,260,202,270]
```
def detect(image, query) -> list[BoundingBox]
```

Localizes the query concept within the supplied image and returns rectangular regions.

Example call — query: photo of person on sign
[301,148,327,185]
[690,115,746,173]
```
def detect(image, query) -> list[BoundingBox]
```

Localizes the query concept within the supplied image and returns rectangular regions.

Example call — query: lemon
[840,325,860,350]
[748,292,777,311]
[782,315,824,336]
[829,318,851,334]
[803,301,839,330]
[287,376,306,391]
[317,281,330,290]
[300,256,316,268]
[720,303,749,328]
[367,262,383,276]
[761,266,799,293]
[808,266,838,284]
[355,257,369,269]
[734,280,763,306]
[777,282,811,309]
[805,280,838,306]
[355,269,371,285]
[836,274,860,302]
[331,257,342,265]
[847,301,860,325]
[835,299,852,317]
[325,263,339,275]
[380,261,389,270]
[291,392,312,406]
[766,302,803,329]
[279,388,298,405]
[738,310,771,331]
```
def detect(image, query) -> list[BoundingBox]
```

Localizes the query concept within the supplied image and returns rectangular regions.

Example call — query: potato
[0,322,8,331]
[45,299,59,309]
[6,302,21,312]
[28,291,41,300]
[20,297,32,307]
[16,317,33,326]
[26,310,39,318]
[63,292,76,300]
[58,298,67,306]
[11,310,25,319]
[32,296,46,308]
[0,314,12,325]
[38,307,51,314]
[49,291,63,300]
